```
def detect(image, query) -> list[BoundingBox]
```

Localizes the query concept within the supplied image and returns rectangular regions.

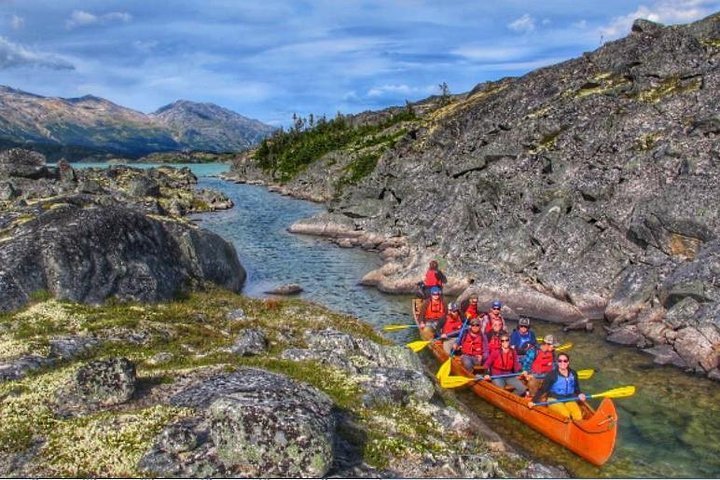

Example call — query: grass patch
[636,76,702,103]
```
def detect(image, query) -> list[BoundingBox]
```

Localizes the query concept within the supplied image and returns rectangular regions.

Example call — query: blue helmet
[492,300,502,309]
[430,286,441,295]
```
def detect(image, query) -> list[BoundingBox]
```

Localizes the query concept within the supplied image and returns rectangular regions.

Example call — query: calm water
[76,163,720,477]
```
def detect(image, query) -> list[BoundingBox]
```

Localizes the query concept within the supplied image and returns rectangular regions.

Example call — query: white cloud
[366,83,435,97]
[599,0,717,39]
[452,45,536,62]
[508,14,536,33]
[0,36,74,70]
[573,19,588,29]
[66,10,132,29]
[10,15,24,30]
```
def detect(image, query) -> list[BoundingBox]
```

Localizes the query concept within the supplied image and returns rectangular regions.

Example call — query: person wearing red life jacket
[460,294,480,321]
[480,299,506,333]
[482,334,527,396]
[453,317,487,371]
[485,318,507,357]
[421,260,447,297]
[438,302,465,354]
[418,286,446,334]
[530,335,557,375]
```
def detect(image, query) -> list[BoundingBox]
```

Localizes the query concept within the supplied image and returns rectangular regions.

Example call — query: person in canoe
[524,334,557,396]
[480,299,506,333]
[510,317,537,363]
[485,317,508,357]
[460,293,481,321]
[437,302,465,354]
[418,286,446,334]
[422,259,447,297]
[453,317,487,371]
[529,352,586,420]
[482,334,527,396]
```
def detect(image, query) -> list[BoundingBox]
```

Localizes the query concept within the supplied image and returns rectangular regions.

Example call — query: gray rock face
[141,368,336,478]
[0,148,48,179]
[0,198,244,312]
[230,328,267,356]
[73,357,137,406]
[231,13,720,379]
[282,328,434,406]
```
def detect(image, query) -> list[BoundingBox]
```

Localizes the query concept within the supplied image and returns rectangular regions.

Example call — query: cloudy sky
[1,1,719,126]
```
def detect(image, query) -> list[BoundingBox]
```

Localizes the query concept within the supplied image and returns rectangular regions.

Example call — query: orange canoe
[413,299,617,466]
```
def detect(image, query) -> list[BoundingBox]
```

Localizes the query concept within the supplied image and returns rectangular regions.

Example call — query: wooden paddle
[440,369,595,389]
[533,385,636,406]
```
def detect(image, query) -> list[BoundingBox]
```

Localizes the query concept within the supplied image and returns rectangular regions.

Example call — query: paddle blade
[577,369,594,380]
[406,340,431,353]
[440,375,473,389]
[436,358,452,380]
[591,385,636,400]
[382,324,415,331]
[556,342,573,352]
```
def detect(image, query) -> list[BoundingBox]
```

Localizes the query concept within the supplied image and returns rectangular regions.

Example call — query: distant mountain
[0,86,274,160]
[151,100,276,153]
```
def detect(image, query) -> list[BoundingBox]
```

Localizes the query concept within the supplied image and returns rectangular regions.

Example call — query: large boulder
[0,148,48,179]
[140,369,336,477]
[0,198,245,312]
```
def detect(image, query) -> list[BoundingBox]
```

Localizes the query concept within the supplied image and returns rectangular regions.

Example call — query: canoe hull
[413,299,617,466]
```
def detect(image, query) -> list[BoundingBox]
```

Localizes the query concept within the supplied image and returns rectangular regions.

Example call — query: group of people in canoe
[416,260,586,420]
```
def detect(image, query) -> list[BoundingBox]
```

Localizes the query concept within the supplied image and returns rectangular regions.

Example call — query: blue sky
[1,1,719,127]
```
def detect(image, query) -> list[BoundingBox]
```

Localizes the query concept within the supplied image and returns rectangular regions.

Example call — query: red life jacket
[531,349,555,374]
[464,303,479,320]
[488,348,518,375]
[486,311,505,332]
[486,330,504,354]
[424,269,443,287]
[424,297,446,320]
[442,312,463,334]
[460,331,484,356]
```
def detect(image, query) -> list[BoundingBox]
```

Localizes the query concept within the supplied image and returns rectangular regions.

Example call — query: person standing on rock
[438,302,465,354]
[529,353,586,421]
[480,300,506,333]
[454,317,487,371]
[422,260,447,297]
[419,286,446,334]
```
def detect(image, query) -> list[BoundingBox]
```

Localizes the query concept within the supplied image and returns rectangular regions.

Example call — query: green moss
[573,74,631,99]
[41,405,193,477]
[637,77,702,103]
[634,132,663,151]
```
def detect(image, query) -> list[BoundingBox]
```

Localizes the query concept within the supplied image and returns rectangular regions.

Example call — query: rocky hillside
[228,14,720,380]
[0,87,274,160]
[150,101,276,153]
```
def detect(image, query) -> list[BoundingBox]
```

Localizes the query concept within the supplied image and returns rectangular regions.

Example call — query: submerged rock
[264,283,304,295]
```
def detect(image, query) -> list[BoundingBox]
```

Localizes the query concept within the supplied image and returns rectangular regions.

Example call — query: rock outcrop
[0,149,245,312]
[229,13,720,379]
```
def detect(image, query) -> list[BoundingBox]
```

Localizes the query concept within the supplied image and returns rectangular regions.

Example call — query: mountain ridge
[0,86,275,160]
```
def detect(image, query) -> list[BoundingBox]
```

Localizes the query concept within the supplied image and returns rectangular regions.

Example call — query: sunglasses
[557,359,569,363]
[501,339,510,342]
